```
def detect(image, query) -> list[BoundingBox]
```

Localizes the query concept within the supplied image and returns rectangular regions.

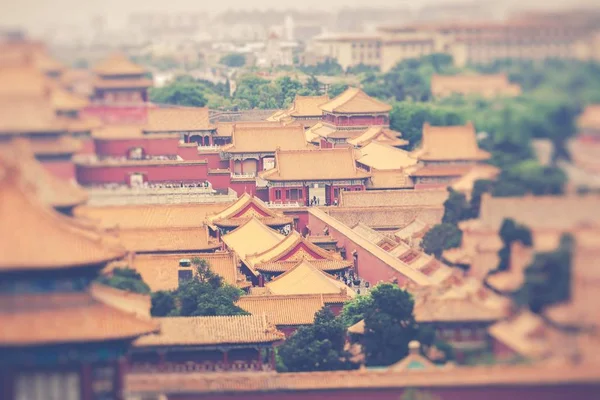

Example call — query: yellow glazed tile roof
[145,107,214,132]
[128,252,250,292]
[236,294,326,326]
[134,315,284,347]
[0,140,87,208]
[348,126,408,147]
[412,122,490,161]
[260,148,370,182]
[93,53,147,76]
[222,217,286,270]
[222,124,310,153]
[356,142,417,170]
[206,193,291,228]
[319,87,392,114]
[265,260,355,296]
[0,157,126,271]
[339,189,448,208]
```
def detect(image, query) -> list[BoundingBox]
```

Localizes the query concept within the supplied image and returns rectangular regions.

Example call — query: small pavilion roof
[412,122,490,162]
[0,291,158,346]
[268,95,329,121]
[319,87,392,114]
[259,148,370,182]
[221,124,310,154]
[0,140,87,209]
[222,217,285,272]
[389,341,437,371]
[0,158,126,272]
[348,126,408,148]
[134,315,284,348]
[356,142,417,170]
[266,260,355,297]
[247,230,349,272]
[206,193,291,229]
[93,53,147,76]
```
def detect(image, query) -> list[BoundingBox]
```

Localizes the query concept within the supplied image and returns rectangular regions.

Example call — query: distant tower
[284,15,294,41]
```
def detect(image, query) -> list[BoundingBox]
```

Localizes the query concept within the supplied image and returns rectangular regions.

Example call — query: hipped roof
[412,122,490,161]
[260,148,370,182]
[221,124,310,153]
[320,87,392,114]
[0,157,126,272]
[266,260,355,297]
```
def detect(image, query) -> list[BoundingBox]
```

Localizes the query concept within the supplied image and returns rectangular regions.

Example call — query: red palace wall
[168,384,600,400]
[228,180,257,197]
[42,160,76,181]
[178,145,201,160]
[207,173,232,191]
[94,137,180,157]
[200,152,229,169]
[307,212,413,286]
[76,163,209,185]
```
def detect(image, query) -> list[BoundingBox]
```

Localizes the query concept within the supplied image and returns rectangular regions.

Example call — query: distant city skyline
[0,0,590,36]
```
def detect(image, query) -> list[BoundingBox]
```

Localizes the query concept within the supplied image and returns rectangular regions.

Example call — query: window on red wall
[275,190,282,200]
[333,188,340,199]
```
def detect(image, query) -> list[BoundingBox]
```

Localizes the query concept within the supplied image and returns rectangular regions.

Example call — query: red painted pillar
[257,348,263,371]
[115,357,126,400]
[270,348,276,369]
[80,363,92,400]
[240,159,244,174]
[223,350,229,370]
[229,159,234,172]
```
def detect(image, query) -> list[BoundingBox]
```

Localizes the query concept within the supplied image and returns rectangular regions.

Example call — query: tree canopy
[421,223,462,259]
[300,59,344,76]
[150,258,247,317]
[150,81,208,107]
[515,234,573,313]
[96,267,151,294]
[278,308,357,372]
[219,53,246,68]
[363,283,418,366]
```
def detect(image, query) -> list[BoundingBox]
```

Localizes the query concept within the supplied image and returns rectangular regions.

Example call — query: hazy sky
[0,0,586,35]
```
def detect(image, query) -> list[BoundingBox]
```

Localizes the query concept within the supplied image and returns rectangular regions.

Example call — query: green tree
[389,102,465,149]
[96,267,150,294]
[219,53,246,68]
[274,76,304,107]
[515,234,573,313]
[421,223,462,258]
[496,219,533,272]
[300,59,343,76]
[441,188,471,225]
[469,179,494,218]
[150,291,177,316]
[328,82,350,98]
[338,294,375,328]
[150,82,208,107]
[363,283,418,366]
[278,308,356,372]
[149,259,248,317]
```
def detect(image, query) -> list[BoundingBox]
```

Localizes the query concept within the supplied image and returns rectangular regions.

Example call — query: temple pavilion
[0,157,158,400]
[92,53,152,106]
[267,94,330,128]
[205,193,294,237]
[410,122,492,189]
[259,147,370,205]
[221,216,352,284]
[305,87,406,148]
